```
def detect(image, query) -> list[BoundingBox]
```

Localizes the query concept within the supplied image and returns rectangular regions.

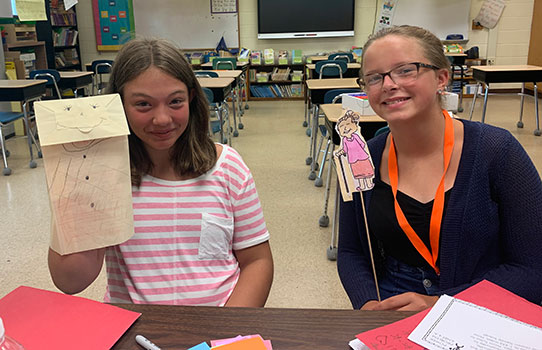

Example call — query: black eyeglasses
[361,62,440,90]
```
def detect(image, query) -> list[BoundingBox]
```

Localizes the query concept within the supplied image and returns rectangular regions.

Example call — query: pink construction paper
[0,286,140,350]
[211,336,268,350]
[211,335,272,350]
[357,280,542,349]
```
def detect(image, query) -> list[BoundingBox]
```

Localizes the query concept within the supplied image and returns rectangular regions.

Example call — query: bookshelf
[248,62,305,100]
[36,0,81,71]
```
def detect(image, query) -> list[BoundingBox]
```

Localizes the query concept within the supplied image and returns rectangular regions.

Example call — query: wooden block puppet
[34,94,134,255]
[333,108,381,301]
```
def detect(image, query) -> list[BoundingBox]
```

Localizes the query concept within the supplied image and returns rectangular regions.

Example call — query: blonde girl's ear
[436,68,450,91]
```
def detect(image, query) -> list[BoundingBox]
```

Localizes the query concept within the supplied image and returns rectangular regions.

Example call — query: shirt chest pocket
[198,213,234,260]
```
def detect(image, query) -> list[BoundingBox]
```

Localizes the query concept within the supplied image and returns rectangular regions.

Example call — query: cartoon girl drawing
[334,110,375,192]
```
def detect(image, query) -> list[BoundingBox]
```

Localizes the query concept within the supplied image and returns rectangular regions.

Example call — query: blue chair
[212,57,237,70]
[202,87,230,145]
[194,71,219,78]
[315,60,347,79]
[0,111,40,175]
[374,125,390,138]
[91,59,114,94]
[328,52,354,63]
[30,69,62,99]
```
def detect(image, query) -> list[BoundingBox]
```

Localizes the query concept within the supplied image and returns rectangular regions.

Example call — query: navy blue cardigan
[337,119,542,309]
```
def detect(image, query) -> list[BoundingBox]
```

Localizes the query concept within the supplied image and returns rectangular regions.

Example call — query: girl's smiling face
[122,66,191,158]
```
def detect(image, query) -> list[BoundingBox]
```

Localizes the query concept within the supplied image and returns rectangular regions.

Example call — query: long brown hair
[107,38,217,186]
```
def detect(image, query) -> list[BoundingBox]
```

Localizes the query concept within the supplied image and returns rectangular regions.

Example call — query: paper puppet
[333,109,376,202]
[34,94,134,255]
[333,109,381,301]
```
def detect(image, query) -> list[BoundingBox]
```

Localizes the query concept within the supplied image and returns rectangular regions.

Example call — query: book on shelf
[53,27,78,46]
[292,49,303,64]
[271,67,290,81]
[190,52,203,64]
[278,50,288,65]
[250,51,262,65]
[238,47,250,63]
[263,49,274,65]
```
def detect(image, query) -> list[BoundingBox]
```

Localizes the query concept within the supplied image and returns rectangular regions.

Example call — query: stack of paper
[352,280,542,350]
[189,334,271,350]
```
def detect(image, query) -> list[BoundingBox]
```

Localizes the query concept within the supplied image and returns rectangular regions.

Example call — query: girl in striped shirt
[48,38,273,307]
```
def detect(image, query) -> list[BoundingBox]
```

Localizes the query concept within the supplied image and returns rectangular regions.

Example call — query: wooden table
[111,304,414,350]
[305,78,361,181]
[198,77,235,145]
[59,71,94,97]
[319,104,386,258]
[0,80,47,172]
[468,65,542,135]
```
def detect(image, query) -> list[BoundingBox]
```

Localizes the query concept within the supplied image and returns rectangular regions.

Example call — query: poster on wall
[374,0,398,33]
[92,0,135,51]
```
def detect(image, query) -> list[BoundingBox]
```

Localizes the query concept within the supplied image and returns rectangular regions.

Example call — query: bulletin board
[132,0,239,50]
[391,0,471,41]
[92,0,135,51]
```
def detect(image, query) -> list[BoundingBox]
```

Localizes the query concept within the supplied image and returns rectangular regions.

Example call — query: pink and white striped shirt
[104,145,269,305]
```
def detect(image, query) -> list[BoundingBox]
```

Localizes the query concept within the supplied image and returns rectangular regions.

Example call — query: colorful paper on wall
[0,286,140,350]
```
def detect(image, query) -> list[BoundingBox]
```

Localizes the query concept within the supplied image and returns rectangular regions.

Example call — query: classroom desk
[320,104,386,258]
[200,60,249,70]
[58,71,94,97]
[203,70,244,137]
[0,80,47,171]
[468,65,542,136]
[197,76,235,145]
[446,53,467,112]
[111,304,414,350]
[305,78,360,180]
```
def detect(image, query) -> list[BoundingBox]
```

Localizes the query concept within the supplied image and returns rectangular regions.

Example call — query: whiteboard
[391,0,471,40]
[1,0,14,18]
[133,0,239,50]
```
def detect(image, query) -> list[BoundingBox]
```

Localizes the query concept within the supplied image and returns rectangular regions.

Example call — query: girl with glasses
[338,25,542,311]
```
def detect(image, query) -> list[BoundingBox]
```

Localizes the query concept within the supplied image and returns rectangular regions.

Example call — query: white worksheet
[409,295,542,350]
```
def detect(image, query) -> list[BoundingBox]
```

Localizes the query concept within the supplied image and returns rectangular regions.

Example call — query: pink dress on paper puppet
[334,110,375,192]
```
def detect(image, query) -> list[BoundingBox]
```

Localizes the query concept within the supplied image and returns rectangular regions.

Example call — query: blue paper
[188,342,211,350]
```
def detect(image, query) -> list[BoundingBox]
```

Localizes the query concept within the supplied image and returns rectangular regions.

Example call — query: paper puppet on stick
[333,109,381,301]
[333,109,376,201]
[34,94,134,255]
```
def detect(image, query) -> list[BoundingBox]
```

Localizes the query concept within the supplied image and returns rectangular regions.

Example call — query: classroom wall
[76,0,534,76]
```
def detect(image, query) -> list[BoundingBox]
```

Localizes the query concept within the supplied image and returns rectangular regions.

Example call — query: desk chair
[202,87,230,145]
[91,59,114,95]
[30,69,62,99]
[211,58,245,133]
[0,111,40,175]
[328,52,354,63]
[212,58,236,70]
[315,60,347,79]
[194,71,219,78]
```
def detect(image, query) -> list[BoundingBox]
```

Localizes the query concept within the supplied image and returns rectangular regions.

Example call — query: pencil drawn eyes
[64,105,72,112]
[90,104,99,109]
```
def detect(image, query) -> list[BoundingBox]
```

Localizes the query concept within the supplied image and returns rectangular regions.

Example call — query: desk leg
[231,88,239,137]
[319,143,335,228]
[458,65,464,112]
[22,102,37,168]
[534,83,541,136]
[481,83,489,124]
[469,83,480,120]
[303,85,309,127]
[308,104,319,180]
[327,179,340,261]
[218,104,225,144]
[518,83,525,128]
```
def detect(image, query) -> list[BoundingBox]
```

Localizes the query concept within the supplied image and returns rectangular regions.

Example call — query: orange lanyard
[387,110,454,275]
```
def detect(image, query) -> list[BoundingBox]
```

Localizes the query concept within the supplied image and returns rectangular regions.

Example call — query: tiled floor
[1,95,541,309]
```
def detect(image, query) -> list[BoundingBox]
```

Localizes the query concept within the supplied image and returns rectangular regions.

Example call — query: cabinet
[450,57,487,98]
[247,62,305,100]
[36,0,81,71]
[3,23,48,77]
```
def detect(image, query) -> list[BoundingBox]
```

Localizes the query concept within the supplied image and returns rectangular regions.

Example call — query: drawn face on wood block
[34,94,134,255]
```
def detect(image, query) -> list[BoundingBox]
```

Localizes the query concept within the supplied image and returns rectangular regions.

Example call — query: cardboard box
[4,51,26,79]
[2,24,37,44]
[341,93,375,115]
